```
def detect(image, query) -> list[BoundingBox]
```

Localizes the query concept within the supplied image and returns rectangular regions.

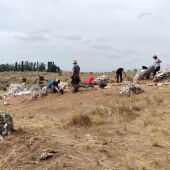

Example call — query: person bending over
[116,68,126,83]
[47,78,60,93]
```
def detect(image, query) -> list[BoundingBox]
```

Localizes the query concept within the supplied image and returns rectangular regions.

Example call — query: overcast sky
[0,0,170,71]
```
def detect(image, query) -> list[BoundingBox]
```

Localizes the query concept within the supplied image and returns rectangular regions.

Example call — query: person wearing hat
[47,78,61,93]
[71,59,80,93]
[153,55,162,77]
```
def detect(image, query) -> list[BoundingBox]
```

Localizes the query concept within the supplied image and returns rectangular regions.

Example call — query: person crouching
[47,78,61,93]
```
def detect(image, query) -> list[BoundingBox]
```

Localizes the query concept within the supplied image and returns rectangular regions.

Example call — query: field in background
[0,71,170,170]
[0,70,136,87]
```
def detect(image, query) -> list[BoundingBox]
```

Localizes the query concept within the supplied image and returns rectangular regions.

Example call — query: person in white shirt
[153,55,162,77]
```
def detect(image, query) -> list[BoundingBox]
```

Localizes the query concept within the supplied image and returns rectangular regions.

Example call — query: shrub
[69,112,92,127]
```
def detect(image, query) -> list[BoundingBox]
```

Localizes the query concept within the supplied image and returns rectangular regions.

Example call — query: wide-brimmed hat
[73,59,77,64]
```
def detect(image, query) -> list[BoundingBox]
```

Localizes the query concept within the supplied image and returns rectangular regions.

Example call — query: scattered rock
[146,83,155,86]
[120,83,144,95]
[104,83,114,89]
[154,69,170,82]
[40,153,53,160]
[30,93,40,101]
[84,134,94,140]
[59,82,69,90]
[3,101,11,105]
[0,135,3,140]
[40,150,58,161]
[3,83,30,99]
[29,84,41,93]
[0,112,13,136]
[41,86,48,95]
[163,82,170,86]
[156,83,163,87]
[133,66,155,83]
[94,75,110,88]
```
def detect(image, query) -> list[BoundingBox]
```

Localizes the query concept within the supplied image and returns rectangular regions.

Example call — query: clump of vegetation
[88,106,112,117]
[154,96,164,104]
[69,112,92,127]
[143,115,154,127]
[22,77,27,83]
[126,76,133,82]
[68,106,112,127]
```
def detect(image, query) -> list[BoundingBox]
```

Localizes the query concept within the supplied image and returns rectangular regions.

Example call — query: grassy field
[0,72,170,170]
[0,70,136,85]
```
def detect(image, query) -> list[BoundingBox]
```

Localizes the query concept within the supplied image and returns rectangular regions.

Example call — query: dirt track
[0,81,170,170]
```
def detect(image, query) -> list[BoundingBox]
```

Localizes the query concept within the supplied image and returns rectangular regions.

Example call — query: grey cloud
[55,35,82,41]
[91,45,112,50]
[116,49,137,55]
[0,0,170,71]
[107,48,137,59]
[96,38,108,42]
[82,37,107,45]
[152,15,163,21]
[82,39,92,45]
[107,55,122,60]
[14,32,48,42]
[137,12,152,19]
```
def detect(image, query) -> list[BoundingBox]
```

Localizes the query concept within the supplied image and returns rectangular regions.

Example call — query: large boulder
[3,83,30,99]
[0,112,13,136]
[120,83,144,95]
[154,69,170,82]
[93,75,110,88]
[133,66,155,83]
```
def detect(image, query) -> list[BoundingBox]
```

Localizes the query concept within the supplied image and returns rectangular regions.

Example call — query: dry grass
[143,115,155,127]
[68,111,92,127]
[0,72,170,170]
[67,96,143,129]
[67,108,109,127]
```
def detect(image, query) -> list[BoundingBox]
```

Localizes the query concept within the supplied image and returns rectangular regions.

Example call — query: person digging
[116,68,126,83]
[47,78,64,94]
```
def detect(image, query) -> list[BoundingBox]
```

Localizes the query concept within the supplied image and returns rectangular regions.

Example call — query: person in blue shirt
[47,78,60,93]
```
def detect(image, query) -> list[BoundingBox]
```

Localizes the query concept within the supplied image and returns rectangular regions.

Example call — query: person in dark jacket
[116,68,126,83]
[71,60,80,93]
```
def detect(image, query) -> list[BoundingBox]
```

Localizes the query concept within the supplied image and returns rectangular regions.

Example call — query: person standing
[71,59,80,93]
[116,68,126,83]
[153,55,162,77]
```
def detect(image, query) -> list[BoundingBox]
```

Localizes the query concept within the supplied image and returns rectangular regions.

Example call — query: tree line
[0,61,61,73]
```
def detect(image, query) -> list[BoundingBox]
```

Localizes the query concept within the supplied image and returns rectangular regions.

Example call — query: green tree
[38,62,46,71]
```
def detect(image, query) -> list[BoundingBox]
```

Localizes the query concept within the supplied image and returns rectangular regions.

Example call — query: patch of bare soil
[0,83,170,170]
